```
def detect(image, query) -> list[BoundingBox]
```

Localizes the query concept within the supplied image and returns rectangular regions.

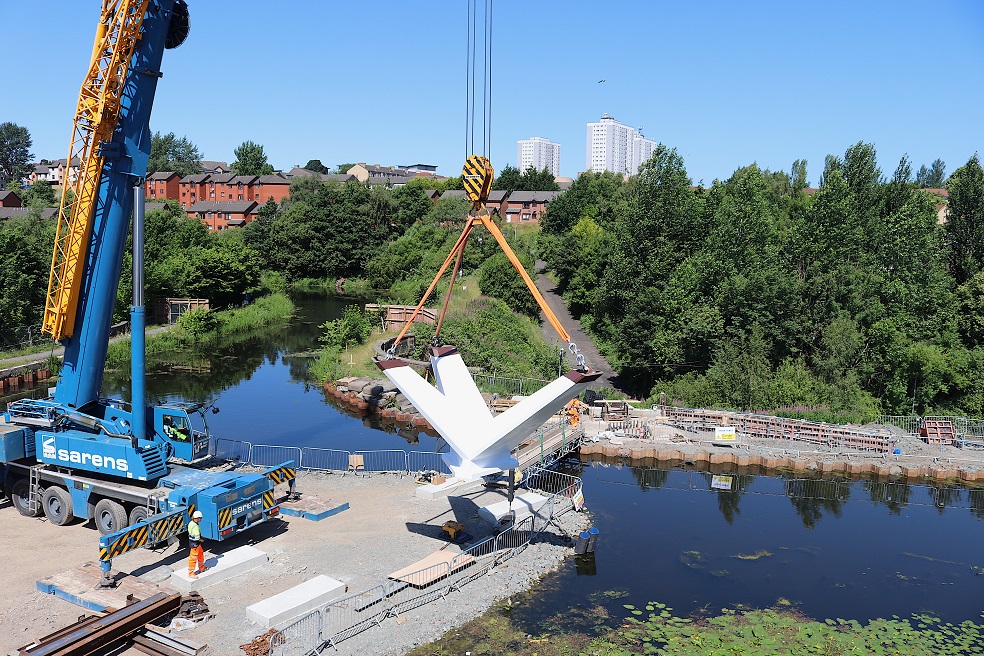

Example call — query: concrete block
[246,575,346,628]
[414,477,483,500]
[169,545,267,591]
[478,492,549,524]
[279,496,349,521]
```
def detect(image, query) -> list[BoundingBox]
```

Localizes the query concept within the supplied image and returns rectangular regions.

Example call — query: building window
[238,194,243,200]
[221,192,225,198]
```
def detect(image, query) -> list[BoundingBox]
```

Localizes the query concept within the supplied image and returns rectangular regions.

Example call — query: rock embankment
[324,376,436,432]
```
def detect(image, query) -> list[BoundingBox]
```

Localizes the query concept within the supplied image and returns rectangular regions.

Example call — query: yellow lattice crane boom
[43,0,151,341]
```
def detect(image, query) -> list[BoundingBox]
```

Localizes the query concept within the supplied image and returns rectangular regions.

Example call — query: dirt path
[534,261,624,393]
[0,325,171,376]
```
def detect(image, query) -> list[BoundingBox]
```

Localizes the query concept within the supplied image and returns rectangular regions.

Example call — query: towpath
[534,260,625,394]
[0,325,171,377]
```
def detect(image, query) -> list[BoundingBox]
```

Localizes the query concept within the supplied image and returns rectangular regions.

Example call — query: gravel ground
[1,471,588,656]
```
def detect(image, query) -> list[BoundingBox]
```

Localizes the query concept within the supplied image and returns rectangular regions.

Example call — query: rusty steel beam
[20,592,181,656]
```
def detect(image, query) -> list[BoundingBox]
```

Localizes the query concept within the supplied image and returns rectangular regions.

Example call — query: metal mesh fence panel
[250,444,302,467]
[356,450,407,473]
[212,438,251,464]
[268,609,322,656]
[407,451,451,475]
[300,447,350,472]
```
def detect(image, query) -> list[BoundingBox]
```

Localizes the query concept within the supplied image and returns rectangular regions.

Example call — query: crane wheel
[128,506,150,525]
[94,499,128,535]
[9,479,41,517]
[42,487,74,526]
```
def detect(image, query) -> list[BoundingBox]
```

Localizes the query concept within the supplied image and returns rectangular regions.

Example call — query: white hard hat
[192,510,203,519]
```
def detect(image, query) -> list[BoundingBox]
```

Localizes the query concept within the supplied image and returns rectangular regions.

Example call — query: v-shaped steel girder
[377,346,600,480]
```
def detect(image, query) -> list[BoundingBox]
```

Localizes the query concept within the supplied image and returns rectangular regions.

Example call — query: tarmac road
[534,260,624,393]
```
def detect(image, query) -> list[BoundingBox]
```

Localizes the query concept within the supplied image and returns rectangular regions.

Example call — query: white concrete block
[246,575,346,628]
[478,492,549,524]
[169,545,268,591]
[414,477,483,500]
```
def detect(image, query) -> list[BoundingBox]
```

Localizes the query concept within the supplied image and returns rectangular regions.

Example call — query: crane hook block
[462,155,494,206]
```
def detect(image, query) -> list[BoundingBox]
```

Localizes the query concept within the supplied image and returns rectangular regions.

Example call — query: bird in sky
[598,79,606,83]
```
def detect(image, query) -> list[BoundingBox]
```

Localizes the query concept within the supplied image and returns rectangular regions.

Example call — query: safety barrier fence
[661,406,897,453]
[269,465,581,655]
[879,415,984,447]
[210,439,454,476]
[213,420,583,477]
[470,373,551,397]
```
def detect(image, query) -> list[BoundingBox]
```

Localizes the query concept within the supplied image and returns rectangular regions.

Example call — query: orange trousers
[188,544,204,575]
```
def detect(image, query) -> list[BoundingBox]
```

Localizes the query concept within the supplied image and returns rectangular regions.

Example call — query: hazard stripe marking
[263,490,275,509]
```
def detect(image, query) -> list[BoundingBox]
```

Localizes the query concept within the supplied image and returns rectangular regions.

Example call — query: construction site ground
[0,470,586,656]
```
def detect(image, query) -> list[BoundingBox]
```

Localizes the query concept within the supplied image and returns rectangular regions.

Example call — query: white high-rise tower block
[517,137,561,178]
[585,113,656,175]
[376,346,600,481]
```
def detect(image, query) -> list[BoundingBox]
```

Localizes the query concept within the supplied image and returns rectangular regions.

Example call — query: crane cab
[154,404,210,463]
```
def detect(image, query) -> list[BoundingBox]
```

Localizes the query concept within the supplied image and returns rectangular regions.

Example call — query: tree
[147,132,202,177]
[522,165,560,191]
[23,181,55,207]
[946,154,984,284]
[231,140,274,176]
[492,165,522,191]
[916,159,946,188]
[336,163,356,174]
[0,122,33,188]
[790,159,808,194]
[304,159,330,174]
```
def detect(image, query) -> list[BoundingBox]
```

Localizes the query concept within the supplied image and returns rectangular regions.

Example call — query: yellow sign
[571,488,585,511]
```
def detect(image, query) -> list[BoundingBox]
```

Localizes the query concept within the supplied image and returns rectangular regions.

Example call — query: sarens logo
[231,498,262,516]
[40,437,129,472]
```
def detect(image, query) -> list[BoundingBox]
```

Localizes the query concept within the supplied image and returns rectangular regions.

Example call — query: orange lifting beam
[390,156,584,368]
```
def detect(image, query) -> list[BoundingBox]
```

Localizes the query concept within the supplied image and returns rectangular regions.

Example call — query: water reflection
[509,462,984,633]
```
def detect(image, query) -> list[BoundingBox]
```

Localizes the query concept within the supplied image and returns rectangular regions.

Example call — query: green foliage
[176,307,220,339]
[492,165,559,192]
[147,132,202,177]
[231,140,275,176]
[596,603,984,656]
[104,293,294,366]
[478,252,539,319]
[303,159,330,174]
[0,210,53,340]
[545,142,984,418]
[319,306,372,349]
[0,122,33,188]
[23,181,55,207]
[946,154,984,284]
[917,158,947,188]
[410,297,561,379]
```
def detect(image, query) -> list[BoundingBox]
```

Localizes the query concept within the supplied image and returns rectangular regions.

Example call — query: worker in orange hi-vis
[565,398,582,427]
[187,510,207,577]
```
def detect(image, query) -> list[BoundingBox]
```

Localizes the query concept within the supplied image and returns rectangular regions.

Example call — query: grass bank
[409,597,984,655]
[310,273,563,384]
[104,293,295,366]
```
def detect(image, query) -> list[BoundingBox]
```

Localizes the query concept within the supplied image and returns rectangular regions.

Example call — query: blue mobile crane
[0,0,294,586]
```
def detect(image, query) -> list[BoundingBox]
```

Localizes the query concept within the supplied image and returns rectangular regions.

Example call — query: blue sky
[4,1,983,185]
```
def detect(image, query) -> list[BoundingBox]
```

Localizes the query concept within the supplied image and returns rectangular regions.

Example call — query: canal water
[92,292,984,627]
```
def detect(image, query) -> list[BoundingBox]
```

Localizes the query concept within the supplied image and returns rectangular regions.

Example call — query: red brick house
[253,175,291,204]
[500,190,560,222]
[0,190,22,207]
[186,200,259,230]
[145,171,181,201]
[178,173,211,209]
